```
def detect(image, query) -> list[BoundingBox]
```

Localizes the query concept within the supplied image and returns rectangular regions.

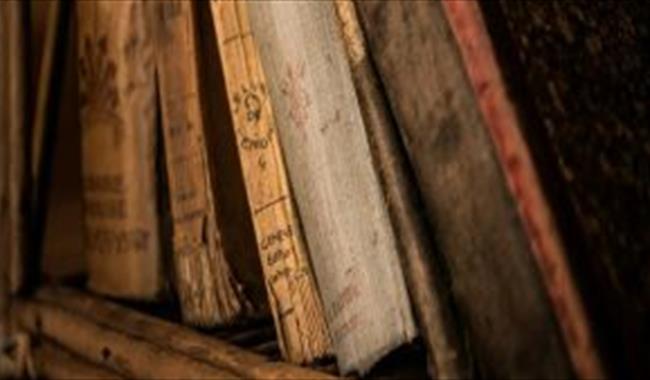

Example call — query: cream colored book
[152,0,247,325]
[247,1,416,374]
[77,0,162,299]
[209,0,331,363]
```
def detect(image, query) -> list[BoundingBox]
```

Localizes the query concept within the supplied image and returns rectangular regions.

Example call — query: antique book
[77,1,163,299]
[356,0,603,378]
[247,1,416,374]
[1,0,29,295]
[209,0,331,363]
[40,10,85,281]
[332,1,469,378]
[476,1,648,377]
[0,0,8,337]
[29,0,73,291]
[152,0,247,325]
[29,0,65,263]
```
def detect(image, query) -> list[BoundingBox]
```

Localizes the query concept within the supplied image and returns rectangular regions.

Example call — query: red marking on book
[442,1,603,378]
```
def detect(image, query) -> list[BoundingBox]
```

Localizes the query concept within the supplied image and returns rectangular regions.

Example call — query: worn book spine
[333,2,469,378]
[356,1,574,378]
[77,0,162,299]
[2,0,29,295]
[210,0,331,363]
[0,0,10,338]
[247,1,416,374]
[441,3,604,378]
[152,0,246,325]
[29,0,69,286]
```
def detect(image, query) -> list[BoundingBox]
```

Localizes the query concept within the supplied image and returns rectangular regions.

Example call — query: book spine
[356,1,573,378]
[333,1,470,378]
[152,0,245,325]
[441,2,603,378]
[247,1,416,374]
[0,1,9,337]
[3,0,29,295]
[210,0,331,363]
[77,1,162,299]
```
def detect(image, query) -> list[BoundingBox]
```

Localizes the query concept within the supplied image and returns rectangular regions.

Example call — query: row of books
[2,1,647,378]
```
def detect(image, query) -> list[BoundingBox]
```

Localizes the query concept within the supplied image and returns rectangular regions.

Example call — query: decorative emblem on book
[123,2,155,99]
[233,83,264,124]
[79,35,123,147]
[234,82,274,154]
[280,62,311,131]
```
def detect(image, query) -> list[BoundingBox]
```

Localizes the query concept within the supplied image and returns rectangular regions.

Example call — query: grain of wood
[210,0,331,364]
[15,299,238,378]
[32,340,123,379]
[32,287,336,380]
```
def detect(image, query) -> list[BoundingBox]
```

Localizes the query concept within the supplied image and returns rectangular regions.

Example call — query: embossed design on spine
[79,36,122,146]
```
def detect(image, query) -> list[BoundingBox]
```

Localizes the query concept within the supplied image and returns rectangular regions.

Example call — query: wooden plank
[30,287,336,380]
[15,298,240,378]
[32,340,123,379]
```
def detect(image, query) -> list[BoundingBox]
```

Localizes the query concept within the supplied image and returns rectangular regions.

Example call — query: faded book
[2,0,29,295]
[0,1,9,336]
[210,0,331,363]
[333,1,469,378]
[77,0,162,299]
[247,1,416,374]
[356,1,597,378]
[152,0,247,325]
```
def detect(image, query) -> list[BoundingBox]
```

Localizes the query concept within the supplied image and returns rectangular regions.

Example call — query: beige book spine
[77,1,162,299]
[209,0,331,363]
[152,1,245,325]
[247,1,417,373]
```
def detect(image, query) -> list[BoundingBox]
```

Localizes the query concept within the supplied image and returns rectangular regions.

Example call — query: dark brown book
[333,1,468,378]
[477,1,649,377]
[356,1,593,378]
[1,0,29,297]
